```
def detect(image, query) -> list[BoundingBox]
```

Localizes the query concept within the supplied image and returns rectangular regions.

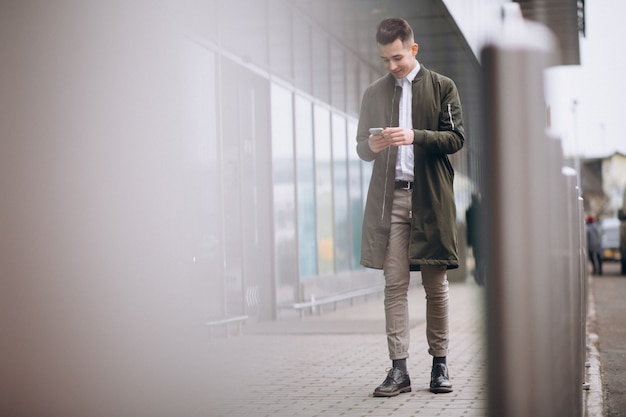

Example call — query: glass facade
[294,95,317,279]
[313,104,334,276]
[271,83,298,305]
[180,39,222,319]
[178,0,476,322]
[332,114,350,273]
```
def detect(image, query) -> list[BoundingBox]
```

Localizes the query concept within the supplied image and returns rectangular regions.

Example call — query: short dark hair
[376,18,414,46]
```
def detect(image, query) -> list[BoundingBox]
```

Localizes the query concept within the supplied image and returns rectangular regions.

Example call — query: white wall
[443,0,511,60]
[0,3,212,415]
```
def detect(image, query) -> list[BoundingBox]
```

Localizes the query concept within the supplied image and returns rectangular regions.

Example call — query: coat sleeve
[413,78,465,155]
[355,87,377,162]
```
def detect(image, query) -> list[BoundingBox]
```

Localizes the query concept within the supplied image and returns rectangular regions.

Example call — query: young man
[355,17,465,396]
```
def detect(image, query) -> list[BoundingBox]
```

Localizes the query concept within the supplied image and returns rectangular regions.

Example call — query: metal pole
[482,20,582,417]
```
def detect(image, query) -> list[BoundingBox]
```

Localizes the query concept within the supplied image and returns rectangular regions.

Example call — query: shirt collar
[396,60,420,86]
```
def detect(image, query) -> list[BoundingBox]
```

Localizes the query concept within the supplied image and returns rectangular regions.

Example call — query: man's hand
[368,128,414,153]
[384,127,414,146]
[368,131,390,153]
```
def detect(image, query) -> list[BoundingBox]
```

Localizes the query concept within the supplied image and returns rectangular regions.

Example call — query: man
[355,17,465,396]
[585,215,603,275]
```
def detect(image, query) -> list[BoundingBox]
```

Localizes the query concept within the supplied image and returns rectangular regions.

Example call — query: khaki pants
[383,188,450,360]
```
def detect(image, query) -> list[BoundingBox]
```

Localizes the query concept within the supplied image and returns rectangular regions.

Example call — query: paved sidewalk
[201,278,488,417]
[585,261,625,417]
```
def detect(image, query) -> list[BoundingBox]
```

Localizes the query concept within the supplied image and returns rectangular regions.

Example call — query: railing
[290,285,384,319]
[481,17,587,417]
[205,315,248,341]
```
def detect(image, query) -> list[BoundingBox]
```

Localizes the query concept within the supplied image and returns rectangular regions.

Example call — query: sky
[546,0,626,158]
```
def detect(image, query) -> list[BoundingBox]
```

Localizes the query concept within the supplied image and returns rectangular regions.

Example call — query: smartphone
[369,127,384,136]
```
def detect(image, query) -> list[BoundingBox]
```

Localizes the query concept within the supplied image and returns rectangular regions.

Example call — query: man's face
[378,38,418,79]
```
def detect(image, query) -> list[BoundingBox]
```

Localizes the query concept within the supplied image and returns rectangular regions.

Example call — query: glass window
[332,114,350,272]
[180,40,218,167]
[314,104,334,275]
[219,58,275,320]
[269,1,293,82]
[218,0,268,68]
[347,119,364,269]
[359,62,375,105]
[330,43,345,111]
[185,2,219,45]
[295,95,317,277]
[219,58,245,317]
[345,56,359,117]
[293,15,312,94]
[180,39,222,317]
[271,83,297,303]
[312,31,330,104]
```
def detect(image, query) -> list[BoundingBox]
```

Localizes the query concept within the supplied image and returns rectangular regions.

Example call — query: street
[591,261,626,416]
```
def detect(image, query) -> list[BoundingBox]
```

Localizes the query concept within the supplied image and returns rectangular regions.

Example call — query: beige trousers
[382,188,450,360]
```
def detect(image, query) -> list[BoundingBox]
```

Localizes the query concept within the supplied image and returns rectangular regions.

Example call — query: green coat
[356,64,465,271]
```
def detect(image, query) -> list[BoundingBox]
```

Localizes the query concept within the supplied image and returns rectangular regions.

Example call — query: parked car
[601,217,621,261]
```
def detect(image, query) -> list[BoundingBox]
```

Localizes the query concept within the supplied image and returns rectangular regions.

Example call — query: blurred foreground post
[0,3,211,416]
[482,19,586,417]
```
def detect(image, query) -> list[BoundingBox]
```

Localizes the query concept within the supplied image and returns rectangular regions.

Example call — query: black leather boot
[373,367,411,397]
[430,363,453,394]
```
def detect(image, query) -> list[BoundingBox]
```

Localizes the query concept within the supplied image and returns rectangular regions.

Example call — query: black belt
[395,180,414,190]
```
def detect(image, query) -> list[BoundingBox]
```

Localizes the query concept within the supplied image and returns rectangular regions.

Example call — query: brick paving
[200,279,488,417]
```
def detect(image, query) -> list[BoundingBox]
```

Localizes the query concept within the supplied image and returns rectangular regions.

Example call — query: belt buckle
[402,181,412,190]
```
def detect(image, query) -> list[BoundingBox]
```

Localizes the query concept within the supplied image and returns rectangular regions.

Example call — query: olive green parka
[356,64,465,271]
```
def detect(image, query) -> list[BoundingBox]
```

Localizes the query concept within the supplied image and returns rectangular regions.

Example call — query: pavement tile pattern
[202,280,488,417]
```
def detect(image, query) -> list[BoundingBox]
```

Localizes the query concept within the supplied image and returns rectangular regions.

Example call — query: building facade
[177,0,490,324]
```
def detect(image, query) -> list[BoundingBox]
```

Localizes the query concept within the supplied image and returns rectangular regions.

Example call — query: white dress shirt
[395,61,420,182]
